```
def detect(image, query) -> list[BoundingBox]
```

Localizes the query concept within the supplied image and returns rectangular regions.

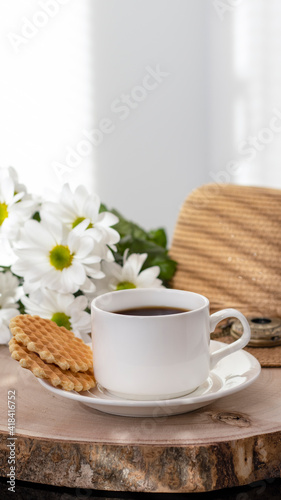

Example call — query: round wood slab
[1,346,281,493]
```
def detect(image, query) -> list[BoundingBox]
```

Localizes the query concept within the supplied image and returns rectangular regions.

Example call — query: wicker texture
[218,335,281,368]
[170,183,281,318]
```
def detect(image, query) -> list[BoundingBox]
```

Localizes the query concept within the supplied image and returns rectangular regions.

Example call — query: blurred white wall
[0,0,212,241]
[232,0,281,187]
[1,0,281,241]
[207,0,281,190]
[0,0,95,195]
[91,0,210,240]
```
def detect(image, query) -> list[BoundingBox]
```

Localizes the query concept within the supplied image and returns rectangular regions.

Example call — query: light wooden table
[0,346,281,493]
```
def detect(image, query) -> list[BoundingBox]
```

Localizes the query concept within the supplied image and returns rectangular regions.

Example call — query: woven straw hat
[170,183,281,317]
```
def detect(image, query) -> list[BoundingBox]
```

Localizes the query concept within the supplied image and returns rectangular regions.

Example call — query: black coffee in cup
[114,306,189,316]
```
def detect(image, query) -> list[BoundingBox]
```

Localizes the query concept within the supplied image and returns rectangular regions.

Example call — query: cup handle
[210,308,251,370]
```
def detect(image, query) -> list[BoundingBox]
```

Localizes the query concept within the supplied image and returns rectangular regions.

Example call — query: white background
[1,0,281,241]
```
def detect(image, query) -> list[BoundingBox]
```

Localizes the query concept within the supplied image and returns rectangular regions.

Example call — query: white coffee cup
[91,289,251,400]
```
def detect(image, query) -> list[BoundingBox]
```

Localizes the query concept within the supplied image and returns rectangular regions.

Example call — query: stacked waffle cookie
[9,315,96,392]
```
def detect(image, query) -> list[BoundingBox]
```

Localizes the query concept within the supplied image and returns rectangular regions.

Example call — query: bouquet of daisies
[0,167,176,344]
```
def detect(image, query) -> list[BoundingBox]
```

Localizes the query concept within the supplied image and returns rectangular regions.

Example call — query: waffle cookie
[9,315,93,373]
[9,337,96,392]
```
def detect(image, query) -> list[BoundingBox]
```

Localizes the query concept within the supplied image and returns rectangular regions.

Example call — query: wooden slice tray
[0,346,281,493]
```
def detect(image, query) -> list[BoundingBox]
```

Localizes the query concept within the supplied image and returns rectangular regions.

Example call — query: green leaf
[100,205,177,286]
[114,236,177,283]
[18,300,26,315]
[116,236,167,256]
[142,255,177,282]
[111,209,148,240]
[99,203,107,213]
[32,211,41,222]
[148,228,167,248]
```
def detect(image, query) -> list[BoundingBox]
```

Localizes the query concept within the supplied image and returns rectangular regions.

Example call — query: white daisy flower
[89,250,163,299]
[0,166,26,194]
[0,234,17,267]
[0,166,38,242]
[0,271,21,344]
[21,289,91,339]
[41,184,120,261]
[12,216,105,295]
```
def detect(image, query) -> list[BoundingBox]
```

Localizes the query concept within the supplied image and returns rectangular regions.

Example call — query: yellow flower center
[116,281,136,291]
[0,202,8,226]
[51,312,71,330]
[72,217,93,229]
[49,245,73,270]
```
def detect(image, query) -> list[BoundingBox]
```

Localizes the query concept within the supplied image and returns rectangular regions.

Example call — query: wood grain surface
[1,346,281,493]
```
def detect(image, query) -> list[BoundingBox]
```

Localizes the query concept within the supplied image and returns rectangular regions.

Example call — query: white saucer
[37,341,261,417]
